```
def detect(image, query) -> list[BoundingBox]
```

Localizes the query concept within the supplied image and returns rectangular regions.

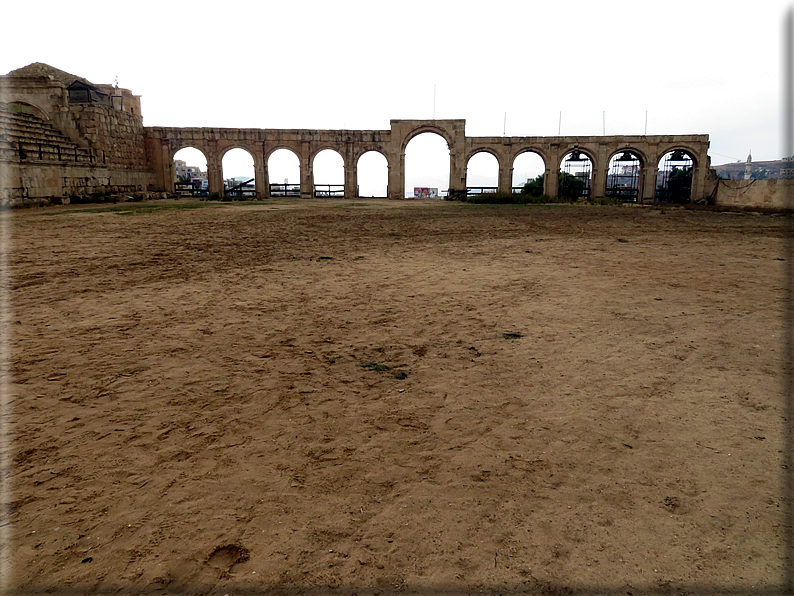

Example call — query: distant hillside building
[713,156,793,180]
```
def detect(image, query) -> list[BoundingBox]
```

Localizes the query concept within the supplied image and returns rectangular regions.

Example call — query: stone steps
[0,109,94,165]
[0,115,75,144]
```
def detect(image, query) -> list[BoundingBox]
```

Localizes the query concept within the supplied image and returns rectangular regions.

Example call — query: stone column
[300,145,312,199]
[449,145,466,196]
[160,140,173,193]
[254,150,267,199]
[635,165,646,203]
[498,162,513,194]
[691,161,707,203]
[591,160,607,199]
[389,152,405,199]
[544,167,559,198]
[545,146,561,198]
[207,156,223,197]
[344,158,357,199]
[641,164,658,203]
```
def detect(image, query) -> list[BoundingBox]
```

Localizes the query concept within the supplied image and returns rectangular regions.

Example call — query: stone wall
[714,179,793,209]
[0,160,155,206]
[68,104,149,169]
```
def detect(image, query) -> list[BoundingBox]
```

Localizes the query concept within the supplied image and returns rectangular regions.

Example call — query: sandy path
[7,200,785,594]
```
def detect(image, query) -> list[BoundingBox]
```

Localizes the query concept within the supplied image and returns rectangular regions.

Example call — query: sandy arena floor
[6,199,787,594]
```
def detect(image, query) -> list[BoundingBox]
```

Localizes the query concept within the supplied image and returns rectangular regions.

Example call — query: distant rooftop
[5,62,92,87]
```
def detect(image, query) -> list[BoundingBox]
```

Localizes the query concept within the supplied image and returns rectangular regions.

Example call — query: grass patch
[588,196,624,205]
[502,332,523,340]
[462,192,574,205]
[361,361,390,372]
[40,202,218,216]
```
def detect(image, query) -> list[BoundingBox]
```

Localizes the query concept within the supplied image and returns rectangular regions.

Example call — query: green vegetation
[558,172,587,199]
[360,361,408,380]
[520,172,587,199]
[43,202,217,216]
[462,192,571,205]
[521,173,545,197]
[589,196,623,205]
[668,166,693,198]
[361,361,390,372]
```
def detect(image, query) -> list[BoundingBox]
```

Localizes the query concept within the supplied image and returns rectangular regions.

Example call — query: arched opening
[405,132,449,198]
[7,101,49,121]
[512,151,546,196]
[357,151,388,197]
[268,148,300,197]
[607,151,643,202]
[466,152,499,197]
[656,150,694,203]
[172,147,208,196]
[313,149,345,197]
[222,148,255,198]
[560,150,592,200]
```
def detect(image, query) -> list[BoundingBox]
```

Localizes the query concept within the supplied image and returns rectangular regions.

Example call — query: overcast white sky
[2,0,790,193]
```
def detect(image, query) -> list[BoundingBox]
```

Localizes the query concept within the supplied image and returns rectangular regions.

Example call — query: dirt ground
[6,199,788,594]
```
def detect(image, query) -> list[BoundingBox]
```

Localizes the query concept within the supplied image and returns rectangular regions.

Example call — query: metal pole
[433,85,436,120]
[645,111,648,136]
[603,111,605,136]
[558,112,561,136]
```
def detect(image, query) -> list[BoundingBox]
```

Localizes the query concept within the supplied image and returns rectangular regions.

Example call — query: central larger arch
[404,132,450,198]
[388,119,467,200]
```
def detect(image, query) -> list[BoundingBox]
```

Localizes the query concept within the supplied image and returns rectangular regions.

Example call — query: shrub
[462,192,572,205]
[589,196,623,205]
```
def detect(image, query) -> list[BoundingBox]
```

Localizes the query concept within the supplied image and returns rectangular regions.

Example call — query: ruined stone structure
[147,122,712,202]
[713,178,793,209]
[0,64,156,204]
[2,63,713,205]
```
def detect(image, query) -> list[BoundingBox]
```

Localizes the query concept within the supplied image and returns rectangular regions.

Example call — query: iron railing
[314,184,344,197]
[270,183,301,197]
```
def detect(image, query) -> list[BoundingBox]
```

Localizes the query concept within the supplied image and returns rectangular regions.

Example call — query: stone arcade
[1,64,712,205]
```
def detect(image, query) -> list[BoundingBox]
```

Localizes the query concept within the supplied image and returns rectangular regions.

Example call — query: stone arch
[171,146,209,196]
[512,149,548,195]
[220,146,256,197]
[510,147,549,169]
[169,144,209,164]
[267,147,301,196]
[400,124,453,153]
[218,144,256,162]
[656,148,698,203]
[465,149,501,192]
[7,101,49,121]
[606,148,646,202]
[310,146,347,170]
[357,150,389,197]
[465,146,502,167]
[265,144,301,162]
[656,145,700,168]
[312,148,345,197]
[352,145,387,165]
[559,148,595,200]
[607,146,647,167]
[403,130,451,198]
[558,146,598,172]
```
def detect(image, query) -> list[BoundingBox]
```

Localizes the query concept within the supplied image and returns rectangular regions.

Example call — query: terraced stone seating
[0,104,94,165]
